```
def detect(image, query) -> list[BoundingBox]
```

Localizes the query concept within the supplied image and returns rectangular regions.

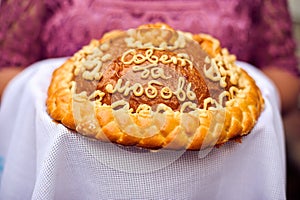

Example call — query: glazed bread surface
[46,23,264,150]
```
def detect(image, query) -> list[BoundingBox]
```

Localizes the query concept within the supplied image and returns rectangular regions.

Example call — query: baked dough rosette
[46,23,264,150]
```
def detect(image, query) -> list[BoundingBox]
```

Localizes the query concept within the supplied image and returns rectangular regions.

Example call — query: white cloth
[0,58,286,200]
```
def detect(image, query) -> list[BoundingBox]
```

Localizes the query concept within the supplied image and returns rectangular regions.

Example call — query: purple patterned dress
[0,0,298,76]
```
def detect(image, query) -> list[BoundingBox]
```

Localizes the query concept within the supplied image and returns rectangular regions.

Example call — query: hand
[0,67,24,101]
[262,67,300,116]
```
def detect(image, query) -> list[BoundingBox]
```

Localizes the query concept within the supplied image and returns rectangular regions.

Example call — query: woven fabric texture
[0,58,285,199]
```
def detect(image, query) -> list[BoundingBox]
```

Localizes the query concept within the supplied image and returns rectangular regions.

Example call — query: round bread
[46,23,264,150]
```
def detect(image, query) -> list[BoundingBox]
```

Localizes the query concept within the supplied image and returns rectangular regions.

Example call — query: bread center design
[46,23,264,150]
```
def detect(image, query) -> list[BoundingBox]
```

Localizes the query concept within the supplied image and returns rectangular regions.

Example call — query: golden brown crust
[46,23,264,150]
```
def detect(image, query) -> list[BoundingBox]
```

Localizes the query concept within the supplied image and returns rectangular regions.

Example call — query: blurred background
[286,0,300,199]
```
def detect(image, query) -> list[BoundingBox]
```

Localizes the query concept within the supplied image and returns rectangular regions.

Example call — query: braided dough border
[46,24,264,150]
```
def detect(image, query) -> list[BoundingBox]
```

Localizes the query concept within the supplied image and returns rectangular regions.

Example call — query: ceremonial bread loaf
[46,23,264,150]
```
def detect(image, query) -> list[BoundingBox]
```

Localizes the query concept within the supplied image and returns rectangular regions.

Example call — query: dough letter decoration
[46,23,264,150]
